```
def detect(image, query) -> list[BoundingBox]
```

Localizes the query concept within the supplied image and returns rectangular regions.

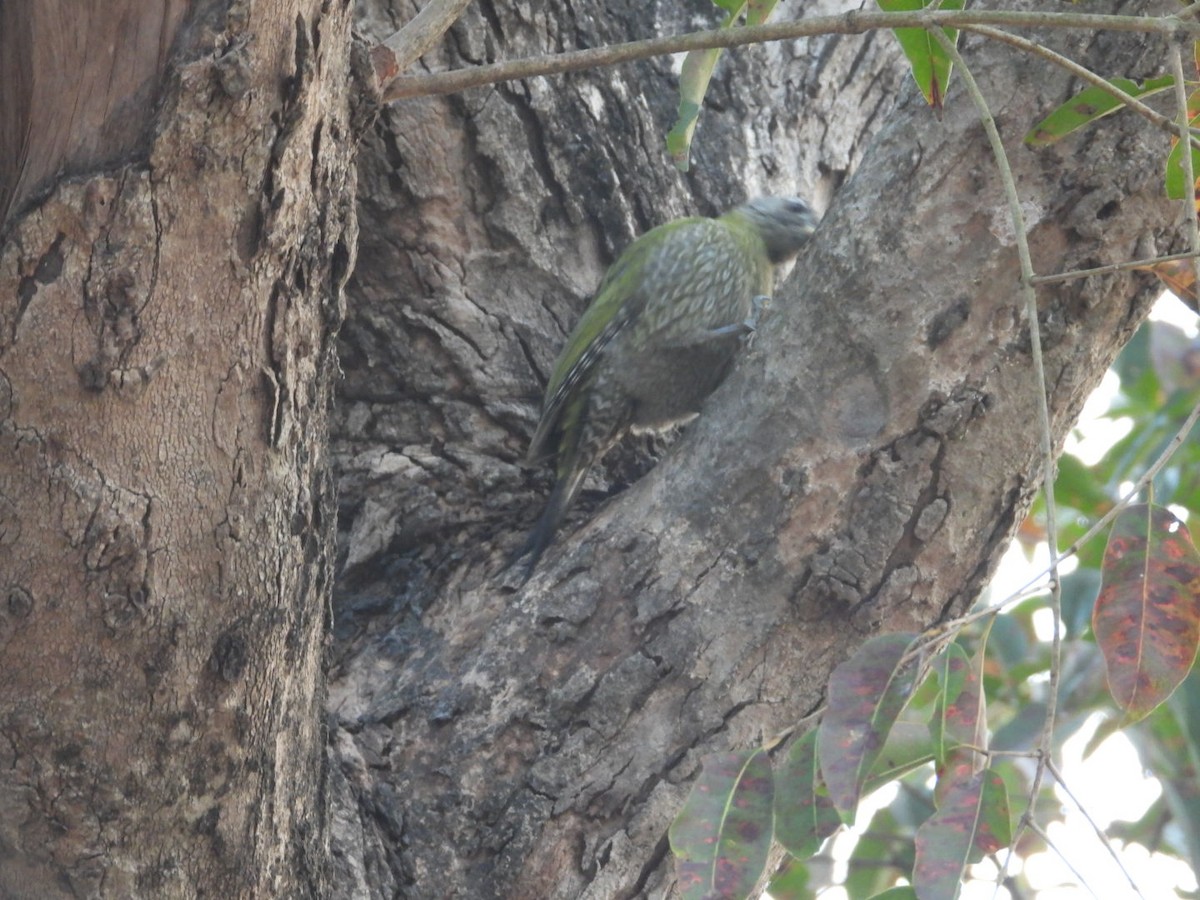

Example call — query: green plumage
[514,196,819,578]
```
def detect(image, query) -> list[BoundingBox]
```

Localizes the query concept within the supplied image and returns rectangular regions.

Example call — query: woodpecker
[514,196,819,578]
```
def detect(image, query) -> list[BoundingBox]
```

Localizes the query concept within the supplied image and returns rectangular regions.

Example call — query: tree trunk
[329,0,1177,897]
[0,1,356,896]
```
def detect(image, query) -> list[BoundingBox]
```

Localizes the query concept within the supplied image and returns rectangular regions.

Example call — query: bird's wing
[629,219,761,345]
[526,308,630,463]
[526,217,706,464]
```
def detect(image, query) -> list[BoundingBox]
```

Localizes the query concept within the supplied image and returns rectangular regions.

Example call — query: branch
[1022,819,1106,898]
[371,0,474,87]
[382,8,1200,101]
[1030,249,1200,285]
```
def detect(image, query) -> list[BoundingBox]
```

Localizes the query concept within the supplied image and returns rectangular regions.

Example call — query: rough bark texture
[0,1,357,896]
[327,1,1179,897]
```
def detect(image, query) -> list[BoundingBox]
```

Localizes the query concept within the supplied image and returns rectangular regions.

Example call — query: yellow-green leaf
[1025,76,1174,147]
[876,0,964,111]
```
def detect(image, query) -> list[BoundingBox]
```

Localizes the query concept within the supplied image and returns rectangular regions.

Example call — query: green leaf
[846,820,908,898]
[766,854,811,900]
[745,0,780,26]
[876,0,964,110]
[913,768,1012,899]
[666,0,781,170]
[666,2,747,171]
[1024,75,1174,147]
[1093,503,1200,720]
[1112,323,1158,408]
[1054,453,1115,521]
[1166,114,1200,202]
[817,632,921,818]
[1161,672,1200,874]
[775,730,840,860]
[1060,567,1102,640]
[864,721,938,788]
[670,749,774,900]
[666,48,723,171]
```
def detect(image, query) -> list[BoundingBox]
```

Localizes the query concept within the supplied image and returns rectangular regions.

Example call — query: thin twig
[917,579,1046,652]
[1067,400,1200,549]
[382,8,1200,101]
[1023,818,1111,899]
[1047,758,1143,895]
[932,27,1066,891]
[1030,249,1200,285]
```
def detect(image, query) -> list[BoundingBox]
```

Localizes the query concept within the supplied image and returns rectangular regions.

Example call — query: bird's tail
[507,467,587,583]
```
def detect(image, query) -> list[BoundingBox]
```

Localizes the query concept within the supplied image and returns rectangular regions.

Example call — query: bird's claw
[705,295,772,340]
[740,295,771,348]
[744,295,770,333]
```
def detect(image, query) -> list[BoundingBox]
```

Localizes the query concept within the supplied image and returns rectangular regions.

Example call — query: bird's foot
[705,296,772,340]
[743,294,770,334]
[739,295,772,348]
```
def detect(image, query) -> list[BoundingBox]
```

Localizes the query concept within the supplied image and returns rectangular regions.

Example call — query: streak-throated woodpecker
[514,196,819,578]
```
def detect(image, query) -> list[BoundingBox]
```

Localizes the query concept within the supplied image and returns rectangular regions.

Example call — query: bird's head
[735,196,820,264]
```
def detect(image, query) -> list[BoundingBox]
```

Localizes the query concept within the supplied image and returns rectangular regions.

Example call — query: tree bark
[329,0,1178,897]
[0,1,356,896]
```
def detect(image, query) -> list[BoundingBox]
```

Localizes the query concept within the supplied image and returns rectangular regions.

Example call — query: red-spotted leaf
[1024,75,1174,147]
[931,635,993,807]
[775,729,840,860]
[914,768,1012,900]
[876,0,964,111]
[1137,257,1200,308]
[670,749,774,900]
[817,632,920,819]
[929,642,985,768]
[1093,503,1200,720]
[933,746,982,808]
